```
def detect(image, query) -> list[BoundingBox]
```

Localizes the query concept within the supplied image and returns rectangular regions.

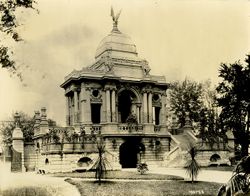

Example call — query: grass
[51,170,183,180]
[65,178,223,196]
[202,166,234,172]
[0,186,52,196]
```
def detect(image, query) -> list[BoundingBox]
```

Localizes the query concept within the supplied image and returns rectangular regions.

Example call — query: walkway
[124,167,232,183]
[147,167,233,183]
[0,162,80,196]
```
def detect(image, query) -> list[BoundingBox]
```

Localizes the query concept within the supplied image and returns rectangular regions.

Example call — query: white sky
[0,0,249,125]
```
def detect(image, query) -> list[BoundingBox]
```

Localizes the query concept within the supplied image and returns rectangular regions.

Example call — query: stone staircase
[164,130,198,167]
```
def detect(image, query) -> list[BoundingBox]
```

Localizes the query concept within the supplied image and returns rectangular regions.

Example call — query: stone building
[8,11,233,173]
[29,12,171,172]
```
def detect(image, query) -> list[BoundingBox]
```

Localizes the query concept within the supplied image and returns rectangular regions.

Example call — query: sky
[0,0,249,125]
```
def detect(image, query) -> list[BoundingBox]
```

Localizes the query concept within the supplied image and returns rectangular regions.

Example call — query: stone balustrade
[118,124,143,133]
[90,125,102,134]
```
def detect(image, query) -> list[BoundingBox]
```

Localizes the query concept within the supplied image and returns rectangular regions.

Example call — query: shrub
[137,163,148,175]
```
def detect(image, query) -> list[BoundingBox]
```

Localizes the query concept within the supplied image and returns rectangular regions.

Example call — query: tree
[0,0,37,79]
[169,78,228,148]
[217,156,250,196]
[1,111,58,146]
[185,146,201,183]
[92,138,110,185]
[0,111,35,145]
[169,78,204,127]
[216,55,250,157]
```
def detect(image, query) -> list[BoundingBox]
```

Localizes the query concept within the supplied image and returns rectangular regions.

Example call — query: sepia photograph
[0,0,249,195]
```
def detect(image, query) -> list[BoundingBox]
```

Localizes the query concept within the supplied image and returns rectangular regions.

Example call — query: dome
[95,30,138,59]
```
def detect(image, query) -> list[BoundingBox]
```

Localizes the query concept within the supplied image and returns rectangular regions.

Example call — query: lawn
[66,178,222,196]
[202,166,234,172]
[51,170,184,180]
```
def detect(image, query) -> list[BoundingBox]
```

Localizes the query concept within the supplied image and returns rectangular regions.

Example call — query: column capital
[104,85,116,91]
[142,88,152,94]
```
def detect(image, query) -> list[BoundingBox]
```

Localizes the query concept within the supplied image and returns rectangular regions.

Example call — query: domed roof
[95,29,138,59]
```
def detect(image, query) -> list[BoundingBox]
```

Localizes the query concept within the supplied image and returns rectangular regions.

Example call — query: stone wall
[35,135,171,173]
[196,150,231,167]
[24,143,36,171]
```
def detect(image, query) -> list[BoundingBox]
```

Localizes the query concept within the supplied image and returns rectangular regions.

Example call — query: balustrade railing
[118,124,143,132]
[90,124,102,134]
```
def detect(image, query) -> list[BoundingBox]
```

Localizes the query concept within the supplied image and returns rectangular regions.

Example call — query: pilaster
[148,92,153,123]
[143,92,148,123]
[111,89,116,122]
[106,89,111,122]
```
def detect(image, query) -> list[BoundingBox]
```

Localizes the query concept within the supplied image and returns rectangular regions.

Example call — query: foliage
[48,119,57,127]
[169,78,204,127]
[137,163,148,175]
[217,156,250,196]
[0,0,37,78]
[91,138,110,185]
[71,131,79,151]
[79,127,86,149]
[0,111,35,145]
[198,107,227,149]
[49,129,60,144]
[216,55,250,157]
[169,78,228,149]
[126,112,138,132]
[185,146,201,183]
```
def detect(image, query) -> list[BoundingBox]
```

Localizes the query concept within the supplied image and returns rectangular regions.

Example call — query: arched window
[210,154,221,162]
[45,158,49,164]
[77,157,92,167]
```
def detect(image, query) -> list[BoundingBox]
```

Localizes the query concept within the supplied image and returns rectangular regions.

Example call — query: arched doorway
[118,90,137,123]
[119,138,145,168]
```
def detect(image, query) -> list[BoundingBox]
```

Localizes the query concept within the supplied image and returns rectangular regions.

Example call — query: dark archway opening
[91,104,101,124]
[210,154,221,162]
[119,137,145,168]
[77,157,93,167]
[118,90,136,123]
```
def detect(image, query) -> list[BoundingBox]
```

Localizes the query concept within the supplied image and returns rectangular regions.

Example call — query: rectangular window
[91,104,101,124]
[155,107,160,125]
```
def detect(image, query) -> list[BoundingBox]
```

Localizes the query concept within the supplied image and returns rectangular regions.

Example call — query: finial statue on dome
[110,6,122,33]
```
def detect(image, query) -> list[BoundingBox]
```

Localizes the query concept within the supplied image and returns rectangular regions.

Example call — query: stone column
[11,113,25,172]
[40,107,48,134]
[74,90,78,123]
[80,85,87,123]
[106,89,111,122]
[148,92,153,123]
[111,89,116,122]
[143,92,148,123]
[160,94,166,125]
[101,90,106,123]
[85,87,92,123]
[65,96,70,126]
